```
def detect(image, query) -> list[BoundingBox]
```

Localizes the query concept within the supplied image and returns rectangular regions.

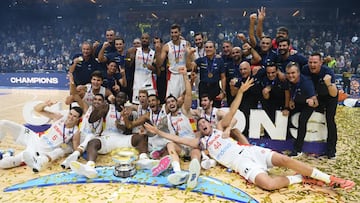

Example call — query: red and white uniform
[94,104,134,154]
[198,107,220,128]
[132,47,156,104]
[148,106,170,152]
[199,129,274,183]
[78,106,103,149]
[167,109,195,156]
[83,84,106,107]
[166,40,187,98]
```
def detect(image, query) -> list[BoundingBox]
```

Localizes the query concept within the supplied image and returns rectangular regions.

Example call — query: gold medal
[175,131,179,136]
[143,64,147,68]
[175,58,179,63]
[160,67,165,71]
[208,72,213,78]
[60,143,67,149]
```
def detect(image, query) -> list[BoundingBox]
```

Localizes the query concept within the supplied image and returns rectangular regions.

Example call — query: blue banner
[0,73,68,89]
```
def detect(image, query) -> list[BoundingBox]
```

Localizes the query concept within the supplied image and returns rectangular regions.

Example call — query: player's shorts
[166,72,185,98]
[232,145,274,183]
[95,133,133,154]
[148,135,170,152]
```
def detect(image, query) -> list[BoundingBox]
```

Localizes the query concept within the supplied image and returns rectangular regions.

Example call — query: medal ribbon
[142,49,150,67]
[172,44,180,63]
[206,57,216,77]
[62,124,75,144]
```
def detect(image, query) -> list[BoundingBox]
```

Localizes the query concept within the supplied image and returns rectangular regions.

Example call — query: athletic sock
[171,161,181,172]
[287,174,303,185]
[310,168,331,184]
[47,148,65,161]
[86,161,95,168]
[139,153,149,160]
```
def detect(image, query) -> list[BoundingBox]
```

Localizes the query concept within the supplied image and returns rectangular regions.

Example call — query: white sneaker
[167,171,189,185]
[0,155,22,169]
[23,151,48,172]
[187,159,201,189]
[70,161,97,179]
[201,158,216,170]
[61,152,80,169]
[136,158,160,170]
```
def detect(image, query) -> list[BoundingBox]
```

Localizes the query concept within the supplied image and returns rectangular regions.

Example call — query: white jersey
[200,129,274,183]
[131,105,150,134]
[199,129,243,169]
[39,117,79,152]
[148,105,170,151]
[194,47,205,59]
[167,109,195,138]
[137,105,150,118]
[150,105,169,133]
[103,104,122,134]
[91,104,135,154]
[167,40,187,73]
[83,84,106,107]
[80,106,102,136]
[132,47,156,104]
[198,107,220,128]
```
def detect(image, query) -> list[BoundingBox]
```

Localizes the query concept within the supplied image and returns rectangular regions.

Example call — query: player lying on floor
[0,100,83,172]
[144,77,355,190]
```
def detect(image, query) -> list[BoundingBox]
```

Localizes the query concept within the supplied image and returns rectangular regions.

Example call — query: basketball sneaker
[329,175,355,190]
[187,159,201,189]
[136,158,160,170]
[23,151,48,172]
[167,171,189,186]
[302,176,326,187]
[70,161,97,179]
[151,155,172,176]
[61,151,80,169]
[201,158,216,170]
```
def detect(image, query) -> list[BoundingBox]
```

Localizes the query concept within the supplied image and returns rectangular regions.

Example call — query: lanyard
[87,85,92,93]
[267,79,276,87]
[172,44,180,63]
[169,112,181,135]
[202,107,214,123]
[91,117,106,135]
[205,130,215,149]
[291,82,301,100]
[62,124,75,144]
[198,48,204,58]
[141,49,150,67]
[139,106,149,117]
[152,109,162,126]
[206,57,216,74]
